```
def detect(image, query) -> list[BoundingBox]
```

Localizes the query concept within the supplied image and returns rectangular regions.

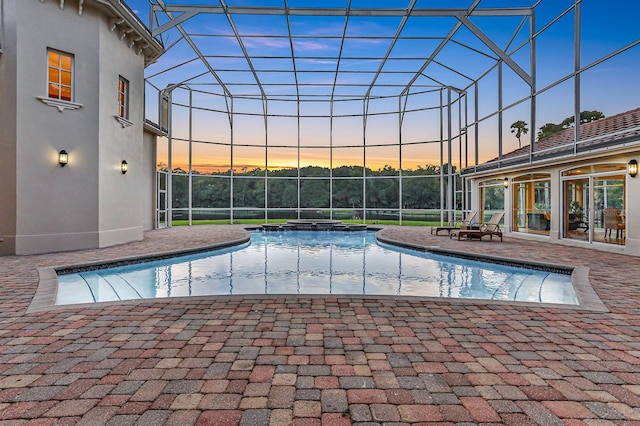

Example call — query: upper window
[562,164,626,177]
[118,77,129,119]
[47,49,73,102]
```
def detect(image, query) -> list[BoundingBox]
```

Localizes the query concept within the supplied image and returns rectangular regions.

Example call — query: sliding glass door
[562,164,626,245]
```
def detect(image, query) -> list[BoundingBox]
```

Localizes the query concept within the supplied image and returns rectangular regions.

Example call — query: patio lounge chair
[450,212,505,241]
[430,211,478,235]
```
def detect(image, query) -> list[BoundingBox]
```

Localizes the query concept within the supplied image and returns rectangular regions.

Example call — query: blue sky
[127,0,639,171]
[128,1,639,104]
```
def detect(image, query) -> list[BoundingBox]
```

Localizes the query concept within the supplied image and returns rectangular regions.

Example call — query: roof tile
[481,107,640,166]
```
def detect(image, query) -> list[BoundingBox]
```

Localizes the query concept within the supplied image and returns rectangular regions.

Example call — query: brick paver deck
[1,225,639,425]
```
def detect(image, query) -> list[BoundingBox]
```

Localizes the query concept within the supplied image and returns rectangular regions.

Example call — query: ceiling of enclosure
[138,0,542,102]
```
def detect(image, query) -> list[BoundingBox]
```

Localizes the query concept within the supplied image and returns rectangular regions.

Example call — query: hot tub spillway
[261,220,367,231]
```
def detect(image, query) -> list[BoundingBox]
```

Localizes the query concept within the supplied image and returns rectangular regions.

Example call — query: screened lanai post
[296,101,301,221]
[440,88,445,226]
[262,97,268,224]
[453,87,467,213]
[529,8,536,161]
[573,1,581,155]
[399,94,408,226]
[282,0,302,222]
[188,89,193,227]
[447,87,454,224]
[498,62,503,163]
[229,95,234,224]
[223,93,233,224]
[474,81,479,168]
[164,88,173,228]
[325,0,350,223]
[362,98,368,224]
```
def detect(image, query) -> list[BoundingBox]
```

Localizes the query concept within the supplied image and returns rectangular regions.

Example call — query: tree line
[167,164,453,211]
[510,110,605,146]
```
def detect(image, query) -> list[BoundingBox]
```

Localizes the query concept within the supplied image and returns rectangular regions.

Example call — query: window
[478,179,506,224]
[512,174,551,235]
[118,76,129,119]
[47,49,73,101]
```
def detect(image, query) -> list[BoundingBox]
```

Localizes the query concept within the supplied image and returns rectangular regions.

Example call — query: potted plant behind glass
[568,201,584,231]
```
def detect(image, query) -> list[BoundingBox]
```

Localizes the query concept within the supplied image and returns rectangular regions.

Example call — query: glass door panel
[593,175,625,244]
[513,179,551,235]
[513,183,526,232]
[563,178,589,241]
[480,185,505,223]
[156,171,168,228]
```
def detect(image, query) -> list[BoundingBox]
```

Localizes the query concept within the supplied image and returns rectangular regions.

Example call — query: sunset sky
[129,0,639,174]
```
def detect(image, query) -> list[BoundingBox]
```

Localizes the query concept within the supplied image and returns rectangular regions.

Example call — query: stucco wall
[470,149,640,256]
[4,1,149,255]
[0,0,17,256]
[14,1,100,254]
[97,13,145,247]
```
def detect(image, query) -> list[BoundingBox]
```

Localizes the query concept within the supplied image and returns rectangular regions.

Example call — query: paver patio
[1,225,639,425]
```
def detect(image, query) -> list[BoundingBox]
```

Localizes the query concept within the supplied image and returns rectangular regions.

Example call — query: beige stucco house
[463,108,640,255]
[0,0,163,255]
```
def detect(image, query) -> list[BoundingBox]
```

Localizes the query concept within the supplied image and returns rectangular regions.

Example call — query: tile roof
[465,107,640,174]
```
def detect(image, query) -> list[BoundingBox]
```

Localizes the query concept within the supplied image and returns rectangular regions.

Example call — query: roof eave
[462,136,640,179]
[93,0,164,66]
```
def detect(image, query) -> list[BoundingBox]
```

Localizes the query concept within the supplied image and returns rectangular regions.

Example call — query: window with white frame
[478,179,506,224]
[47,49,73,102]
[512,174,551,235]
[118,76,129,119]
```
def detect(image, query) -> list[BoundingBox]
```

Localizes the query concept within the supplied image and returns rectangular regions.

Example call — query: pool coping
[27,233,251,314]
[375,234,606,313]
[27,228,608,314]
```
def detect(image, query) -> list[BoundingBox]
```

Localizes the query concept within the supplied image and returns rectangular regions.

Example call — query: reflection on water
[56,231,577,305]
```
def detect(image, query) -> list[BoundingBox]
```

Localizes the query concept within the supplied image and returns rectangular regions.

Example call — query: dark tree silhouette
[538,110,605,140]
[537,122,565,140]
[510,120,528,148]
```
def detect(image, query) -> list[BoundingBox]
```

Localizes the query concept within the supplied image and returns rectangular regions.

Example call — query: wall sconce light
[628,159,638,178]
[503,177,509,188]
[121,160,128,174]
[58,150,69,167]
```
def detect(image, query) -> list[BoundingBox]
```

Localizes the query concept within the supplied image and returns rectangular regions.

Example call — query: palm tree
[510,120,528,148]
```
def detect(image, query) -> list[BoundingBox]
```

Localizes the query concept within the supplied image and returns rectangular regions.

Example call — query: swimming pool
[55,230,577,305]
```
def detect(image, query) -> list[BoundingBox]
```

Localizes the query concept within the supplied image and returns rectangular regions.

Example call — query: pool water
[56,230,577,305]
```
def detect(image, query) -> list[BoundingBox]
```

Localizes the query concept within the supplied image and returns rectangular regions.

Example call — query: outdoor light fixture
[58,150,68,167]
[503,177,509,188]
[628,159,638,178]
[121,160,128,174]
